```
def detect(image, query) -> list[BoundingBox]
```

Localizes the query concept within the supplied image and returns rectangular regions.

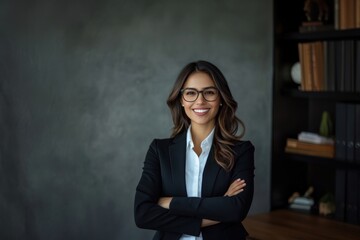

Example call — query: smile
[193,109,210,113]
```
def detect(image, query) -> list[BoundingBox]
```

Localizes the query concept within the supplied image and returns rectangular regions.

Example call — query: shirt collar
[186,125,215,150]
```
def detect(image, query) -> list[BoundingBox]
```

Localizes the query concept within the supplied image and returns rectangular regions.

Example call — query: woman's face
[181,71,221,129]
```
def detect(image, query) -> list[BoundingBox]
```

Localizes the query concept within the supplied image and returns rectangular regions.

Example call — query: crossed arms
[134,139,255,236]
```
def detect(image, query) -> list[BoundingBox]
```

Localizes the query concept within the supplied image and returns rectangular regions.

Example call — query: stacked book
[285,132,335,158]
[289,197,314,212]
[297,40,360,92]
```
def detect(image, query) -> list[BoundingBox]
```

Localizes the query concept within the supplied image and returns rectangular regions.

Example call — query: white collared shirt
[180,126,215,240]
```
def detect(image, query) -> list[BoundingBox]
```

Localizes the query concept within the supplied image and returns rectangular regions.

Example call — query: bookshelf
[272,0,360,225]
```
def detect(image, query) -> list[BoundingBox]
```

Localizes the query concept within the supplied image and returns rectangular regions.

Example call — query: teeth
[194,109,209,113]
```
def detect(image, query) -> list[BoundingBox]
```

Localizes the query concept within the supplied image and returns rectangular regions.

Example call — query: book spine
[346,169,358,224]
[287,139,334,152]
[357,0,360,28]
[334,0,339,29]
[298,43,306,91]
[313,41,325,91]
[326,41,336,91]
[336,103,347,161]
[335,169,347,221]
[358,170,360,224]
[335,41,345,92]
[356,40,360,93]
[346,104,356,162]
[344,40,355,92]
[300,43,313,91]
[340,0,357,29]
[355,104,360,164]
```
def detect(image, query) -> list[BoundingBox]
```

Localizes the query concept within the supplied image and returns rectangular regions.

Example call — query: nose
[195,92,206,103]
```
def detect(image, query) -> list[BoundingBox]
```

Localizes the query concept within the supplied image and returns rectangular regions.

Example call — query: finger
[227,188,244,197]
[229,179,245,189]
[230,181,246,190]
[233,182,247,190]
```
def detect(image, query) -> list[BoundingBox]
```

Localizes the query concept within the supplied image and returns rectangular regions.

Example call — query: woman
[134,60,255,240]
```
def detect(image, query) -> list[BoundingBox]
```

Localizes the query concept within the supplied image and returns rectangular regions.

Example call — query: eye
[184,90,197,96]
[204,89,217,96]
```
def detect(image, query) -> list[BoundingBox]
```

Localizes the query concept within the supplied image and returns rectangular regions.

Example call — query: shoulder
[149,131,187,149]
[149,137,172,149]
[232,140,255,170]
[232,140,255,156]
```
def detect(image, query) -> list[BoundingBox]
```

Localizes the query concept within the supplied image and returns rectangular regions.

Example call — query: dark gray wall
[0,0,272,239]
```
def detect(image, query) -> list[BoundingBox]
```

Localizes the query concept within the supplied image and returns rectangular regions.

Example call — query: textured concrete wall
[0,0,272,239]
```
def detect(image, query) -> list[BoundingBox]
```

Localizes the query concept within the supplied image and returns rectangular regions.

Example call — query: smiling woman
[134,60,255,240]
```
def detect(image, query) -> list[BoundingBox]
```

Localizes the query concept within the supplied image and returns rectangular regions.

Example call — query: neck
[190,123,214,146]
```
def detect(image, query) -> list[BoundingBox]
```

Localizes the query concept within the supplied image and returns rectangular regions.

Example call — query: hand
[158,197,173,209]
[224,178,246,197]
[201,219,219,227]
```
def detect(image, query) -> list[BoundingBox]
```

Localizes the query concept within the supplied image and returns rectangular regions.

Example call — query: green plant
[319,111,333,137]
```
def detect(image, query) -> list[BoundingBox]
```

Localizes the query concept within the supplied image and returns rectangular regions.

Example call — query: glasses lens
[182,89,198,102]
[203,88,218,101]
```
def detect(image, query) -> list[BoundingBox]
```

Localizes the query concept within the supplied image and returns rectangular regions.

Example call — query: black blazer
[134,131,255,240]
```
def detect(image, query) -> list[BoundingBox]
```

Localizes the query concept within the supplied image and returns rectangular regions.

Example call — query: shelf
[281,89,360,102]
[277,28,360,42]
[285,153,360,169]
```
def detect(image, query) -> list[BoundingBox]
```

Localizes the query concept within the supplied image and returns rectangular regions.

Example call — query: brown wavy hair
[167,60,245,171]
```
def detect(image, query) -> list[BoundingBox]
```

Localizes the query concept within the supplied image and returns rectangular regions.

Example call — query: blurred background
[0,0,272,239]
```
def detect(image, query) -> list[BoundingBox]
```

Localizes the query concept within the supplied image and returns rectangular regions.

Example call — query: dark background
[0,0,272,239]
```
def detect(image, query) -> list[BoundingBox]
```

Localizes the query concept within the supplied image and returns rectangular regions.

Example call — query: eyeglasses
[181,87,219,102]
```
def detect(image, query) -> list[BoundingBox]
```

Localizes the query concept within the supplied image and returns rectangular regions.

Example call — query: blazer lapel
[201,147,221,197]
[169,132,187,197]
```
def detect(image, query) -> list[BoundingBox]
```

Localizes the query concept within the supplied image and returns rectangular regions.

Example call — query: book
[336,41,346,92]
[355,104,360,164]
[335,169,346,221]
[334,0,339,29]
[346,169,359,224]
[285,146,334,158]
[299,43,313,91]
[289,203,312,211]
[357,0,360,28]
[292,196,315,206]
[343,40,355,92]
[336,103,347,161]
[346,104,356,162]
[312,41,325,91]
[339,0,356,30]
[285,138,334,158]
[356,40,360,93]
[299,21,334,33]
[325,41,336,91]
[287,138,334,152]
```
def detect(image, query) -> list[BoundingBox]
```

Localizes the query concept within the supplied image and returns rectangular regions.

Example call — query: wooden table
[242,209,360,240]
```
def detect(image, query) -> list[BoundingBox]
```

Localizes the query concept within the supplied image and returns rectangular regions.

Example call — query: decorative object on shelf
[319,111,333,137]
[288,186,315,211]
[319,192,336,216]
[300,0,333,32]
[290,62,301,85]
[298,131,334,144]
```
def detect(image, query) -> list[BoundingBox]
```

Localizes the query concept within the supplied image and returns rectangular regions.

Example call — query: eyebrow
[183,86,217,90]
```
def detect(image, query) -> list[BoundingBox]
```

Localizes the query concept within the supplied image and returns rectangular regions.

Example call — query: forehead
[183,71,215,89]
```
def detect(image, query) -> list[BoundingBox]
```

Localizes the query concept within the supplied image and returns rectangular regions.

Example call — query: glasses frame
[180,87,219,102]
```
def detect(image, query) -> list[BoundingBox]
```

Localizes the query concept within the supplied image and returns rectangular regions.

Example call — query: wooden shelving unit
[272,0,360,225]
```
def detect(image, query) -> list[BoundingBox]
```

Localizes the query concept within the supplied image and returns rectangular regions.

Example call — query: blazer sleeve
[134,139,202,236]
[169,141,255,222]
